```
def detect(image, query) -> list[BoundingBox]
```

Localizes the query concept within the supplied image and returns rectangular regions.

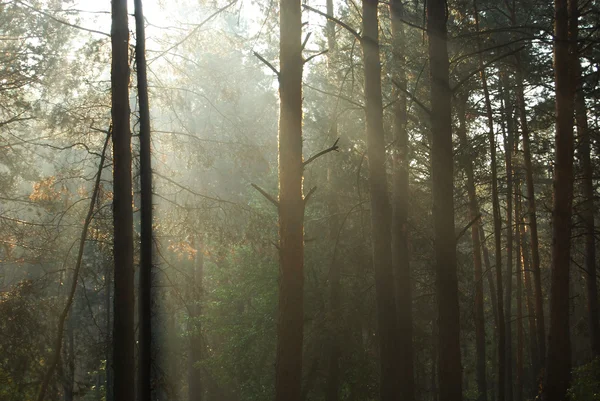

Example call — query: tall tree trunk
[189,240,204,401]
[515,177,524,401]
[324,2,341,400]
[390,0,415,399]
[515,54,546,370]
[474,3,505,400]
[63,316,74,401]
[456,91,487,401]
[105,259,113,401]
[542,0,577,397]
[573,23,599,359]
[274,0,304,397]
[519,224,540,395]
[111,0,135,399]
[501,75,514,401]
[135,0,153,399]
[361,1,399,399]
[427,0,462,399]
[481,225,498,401]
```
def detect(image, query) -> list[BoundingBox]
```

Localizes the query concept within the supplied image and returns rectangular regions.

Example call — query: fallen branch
[303,138,340,167]
[251,183,279,208]
[36,129,111,401]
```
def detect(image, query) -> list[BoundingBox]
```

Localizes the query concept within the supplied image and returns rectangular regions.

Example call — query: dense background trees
[1,0,599,400]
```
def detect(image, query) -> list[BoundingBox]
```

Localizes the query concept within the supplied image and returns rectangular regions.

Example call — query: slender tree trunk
[111,0,135,399]
[105,259,113,401]
[189,240,204,401]
[427,0,462,399]
[543,0,577,398]
[515,177,524,401]
[135,0,153,399]
[474,3,505,400]
[324,2,341,399]
[573,25,599,359]
[519,224,540,395]
[274,0,304,397]
[63,317,74,401]
[361,1,400,400]
[481,225,498,401]
[390,0,415,399]
[500,75,514,401]
[456,91,487,401]
[515,54,546,370]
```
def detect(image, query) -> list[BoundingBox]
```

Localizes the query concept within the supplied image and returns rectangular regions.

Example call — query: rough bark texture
[389,0,415,399]
[111,0,135,400]
[274,0,304,397]
[543,0,577,398]
[457,92,487,401]
[361,1,399,399]
[427,0,462,399]
[135,0,153,399]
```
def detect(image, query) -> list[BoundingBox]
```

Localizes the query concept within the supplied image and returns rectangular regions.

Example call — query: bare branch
[303,49,328,64]
[303,138,340,167]
[304,186,318,204]
[456,213,482,241]
[253,51,280,78]
[392,79,431,115]
[251,183,279,208]
[302,32,312,50]
[302,5,361,41]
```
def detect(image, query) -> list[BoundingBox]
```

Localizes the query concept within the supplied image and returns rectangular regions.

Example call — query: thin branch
[302,4,361,41]
[304,186,318,204]
[451,46,526,92]
[302,32,312,50]
[253,51,280,78]
[36,129,111,401]
[456,213,482,241]
[303,138,340,167]
[304,49,328,64]
[392,79,431,115]
[251,183,279,208]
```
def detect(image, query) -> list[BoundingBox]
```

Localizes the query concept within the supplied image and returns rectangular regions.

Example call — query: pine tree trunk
[361,1,399,399]
[456,91,487,401]
[573,28,599,359]
[189,240,204,401]
[111,0,135,399]
[474,3,505,399]
[542,0,577,397]
[515,178,524,401]
[134,0,153,399]
[390,0,415,399]
[427,0,462,399]
[274,0,304,397]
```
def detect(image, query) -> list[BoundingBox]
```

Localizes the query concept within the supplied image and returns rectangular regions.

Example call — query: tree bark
[542,0,577,397]
[515,176,524,401]
[474,3,505,400]
[427,0,462,399]
[189,240,204,401]
[111,0,135,399]
[389,0,415,399]
[274,0,304,397]
[456,91,487,401]
[361,1,399,400]
[135,0,153,399]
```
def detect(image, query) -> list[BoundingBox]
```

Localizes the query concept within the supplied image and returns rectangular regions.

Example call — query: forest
[0,0,598,400]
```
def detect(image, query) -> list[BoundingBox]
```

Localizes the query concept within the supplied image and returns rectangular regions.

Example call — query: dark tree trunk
[361,1,400,400]
[189,240,204,401]
[474,3,505,400]
[456,91,487,401]
[500,75,514,401]
[515,54,546,370]
[274,0,304,397]
[105,260,113,401]
[481,225,498,401]
[573,24,599,359]
[63,317,74,401]
[427,0,462,399]
[324,2,341,399]
[111,0,135,399]
[135,0,153,399]
[515,178,524,401]
[389,0,415,399]
[542,0,577,397]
